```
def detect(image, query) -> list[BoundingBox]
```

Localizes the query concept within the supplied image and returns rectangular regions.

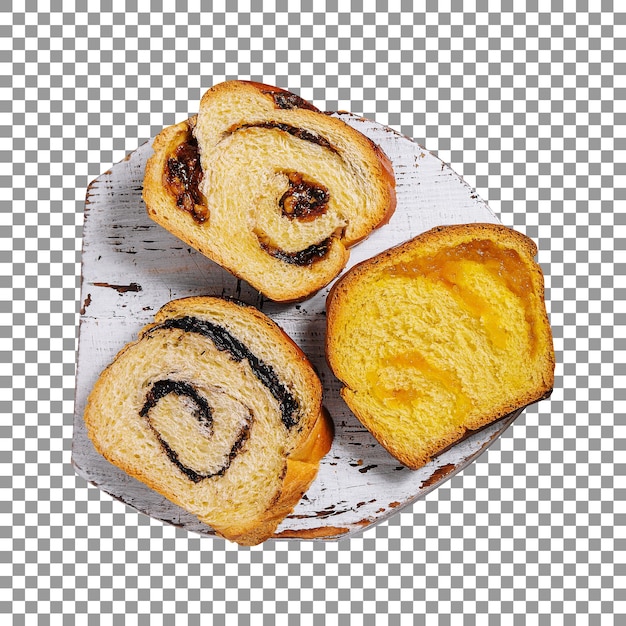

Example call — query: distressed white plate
[73,113,522,541]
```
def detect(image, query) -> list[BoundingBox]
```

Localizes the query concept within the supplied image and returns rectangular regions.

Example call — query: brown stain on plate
[420,463,456,489]
[274,526,350,540]
[80,293,92,315]
[354,519,373,527]
[93,282,142,294]
[289,504,341,520]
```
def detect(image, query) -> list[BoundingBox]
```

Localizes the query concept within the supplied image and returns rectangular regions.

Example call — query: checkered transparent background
[3,1,624,623]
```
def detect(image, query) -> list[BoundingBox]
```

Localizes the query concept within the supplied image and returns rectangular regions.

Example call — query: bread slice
[83,296,333,545]
[143,80,396,302]
[326,223,555,470]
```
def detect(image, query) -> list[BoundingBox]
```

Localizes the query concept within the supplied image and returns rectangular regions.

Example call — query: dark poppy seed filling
[147,316,300,430]
[141,379,212,428]
[139,379,251,482]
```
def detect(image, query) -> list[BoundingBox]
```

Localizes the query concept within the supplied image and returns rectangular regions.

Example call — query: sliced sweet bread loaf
[142,80,396,301]
[326,223,554,470]
[84,296,333,545]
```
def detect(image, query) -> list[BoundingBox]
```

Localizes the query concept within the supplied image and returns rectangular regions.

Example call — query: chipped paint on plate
[73,113,519,541]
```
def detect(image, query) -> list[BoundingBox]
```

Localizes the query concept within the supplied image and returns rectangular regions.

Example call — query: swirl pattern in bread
[143,80,396,301]
[84,296,333,545]
[326,223,555,470]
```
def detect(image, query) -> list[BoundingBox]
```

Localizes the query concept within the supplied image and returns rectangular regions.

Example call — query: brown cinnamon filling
[259,237,332,266]
[261,88,318,111]
[228,121,337,153]
[280,172,329,221]
[164,135,208,223]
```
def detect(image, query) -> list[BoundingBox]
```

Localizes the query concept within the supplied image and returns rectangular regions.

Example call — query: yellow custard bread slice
[326,223,555,470]
[143,80,396,302]
[84,296,333,545]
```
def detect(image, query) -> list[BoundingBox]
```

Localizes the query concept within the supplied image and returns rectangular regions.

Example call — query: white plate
[72,113,521,541]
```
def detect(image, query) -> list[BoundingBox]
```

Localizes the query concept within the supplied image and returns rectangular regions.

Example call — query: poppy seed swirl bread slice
[326,223,555,470]
[142,80,396,302]
[84,296,333,545]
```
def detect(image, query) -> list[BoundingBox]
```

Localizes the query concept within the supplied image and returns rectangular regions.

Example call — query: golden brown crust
[201,80,322,113]
[326,223,555,470]
[229,408,334,545]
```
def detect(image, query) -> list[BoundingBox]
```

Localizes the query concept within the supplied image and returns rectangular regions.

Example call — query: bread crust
[142,80,396,302]
[226,407,335,545]
[326,223,555,470]
[84,296,333,545]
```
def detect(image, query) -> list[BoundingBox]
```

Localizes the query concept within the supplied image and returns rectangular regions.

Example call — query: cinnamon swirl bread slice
[143,80,396,302]
[326,223,555,470]
[84,296,333,545]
